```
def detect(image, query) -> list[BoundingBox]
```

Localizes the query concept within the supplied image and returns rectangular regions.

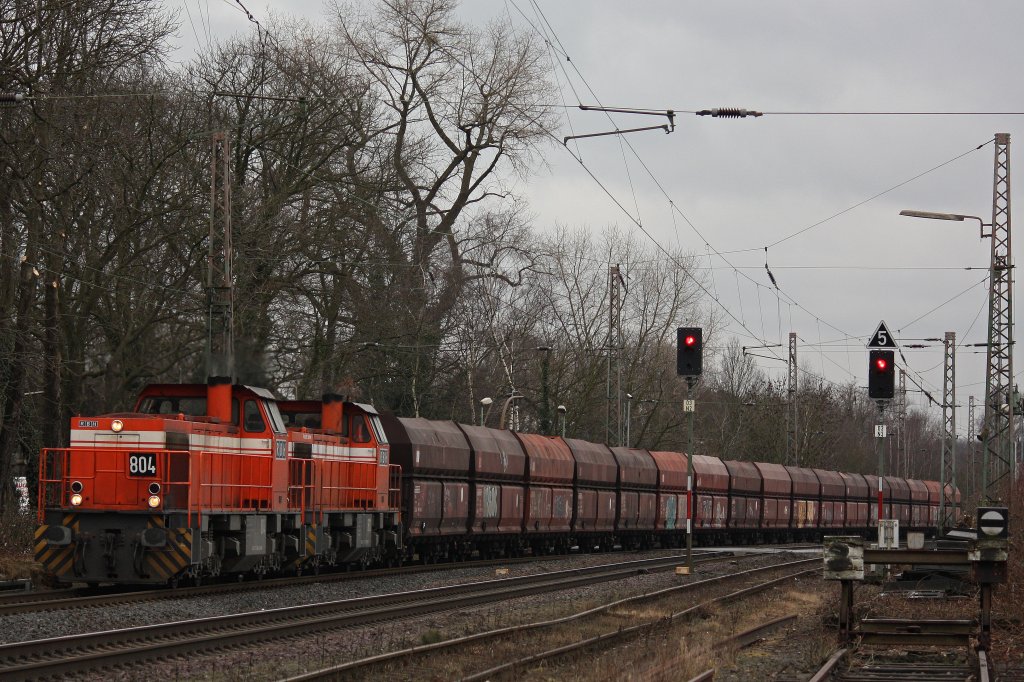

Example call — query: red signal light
[868,349,895,400]
[677,327,703,377]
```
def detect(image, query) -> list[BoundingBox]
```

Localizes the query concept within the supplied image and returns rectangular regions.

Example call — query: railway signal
[977,507,1008,540]
[868,350,895,400]
[676,327,703,377]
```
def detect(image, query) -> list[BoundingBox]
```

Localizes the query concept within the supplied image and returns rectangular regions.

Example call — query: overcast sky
[172,1,1024,439]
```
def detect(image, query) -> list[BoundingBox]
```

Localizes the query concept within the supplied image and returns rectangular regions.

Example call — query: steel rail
[458,563,820,682]
[685,670,715,682]
[282,557,820,682]
[0,555,580,613]
[712,613,797,650]
[808,648,848,682]
[0,549,711,616]
[8,543,818,615]
[815,647,989,681]
[0,551,738,679]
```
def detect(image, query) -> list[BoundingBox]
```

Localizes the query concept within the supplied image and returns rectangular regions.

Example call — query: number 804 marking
[128,453,157,477]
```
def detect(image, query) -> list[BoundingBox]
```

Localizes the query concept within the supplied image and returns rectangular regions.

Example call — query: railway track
[0,550,740,679]
[2,544,816,615]
[280,556,820,681]
[808,647,992,681]
[0,549,697,616]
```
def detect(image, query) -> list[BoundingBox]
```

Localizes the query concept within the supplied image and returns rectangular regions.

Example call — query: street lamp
[557,404,567,437]
[498,392,523,430]
[479,397,493,426]
[898,210,990,238]
[900,204,1012,504]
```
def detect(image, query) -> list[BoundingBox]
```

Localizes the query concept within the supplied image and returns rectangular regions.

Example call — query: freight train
[35,382,955,586]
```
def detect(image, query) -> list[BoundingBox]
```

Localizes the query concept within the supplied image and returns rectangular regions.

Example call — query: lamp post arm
[899,209,991,238]
[498,394,521,430]
[964,215,993,239]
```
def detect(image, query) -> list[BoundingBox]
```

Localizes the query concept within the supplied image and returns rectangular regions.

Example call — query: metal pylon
[606,264,624,446]
[981,133,1013,502]
[896,369,907,477]
[968,396,976,499]
[208,131,234,381]
[941,331,956,531]
[787,332,798,465]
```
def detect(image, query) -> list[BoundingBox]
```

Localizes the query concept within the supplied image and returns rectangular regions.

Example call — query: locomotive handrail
[37,447,191,522]
[310,458,381,523]
[40,446,401,529]
[388,464,401,514]
[287,457,314,521]
[190,449,276,529]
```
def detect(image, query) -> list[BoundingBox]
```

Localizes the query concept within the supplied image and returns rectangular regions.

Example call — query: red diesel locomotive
[36,381,401,585]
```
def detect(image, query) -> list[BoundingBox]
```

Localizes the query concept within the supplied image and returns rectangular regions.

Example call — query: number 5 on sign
[874,424,887,438]
[867,320,898,349]
[683,400,695,413]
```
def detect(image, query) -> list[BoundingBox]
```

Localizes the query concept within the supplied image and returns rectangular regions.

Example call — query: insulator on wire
[0,93,25,104]
[696,107,763,118]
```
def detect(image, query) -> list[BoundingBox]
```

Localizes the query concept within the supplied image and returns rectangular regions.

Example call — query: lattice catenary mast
[208,132,235,382]
[981,133,1013,502]
[941,331,956,530]
[786,332,798,465]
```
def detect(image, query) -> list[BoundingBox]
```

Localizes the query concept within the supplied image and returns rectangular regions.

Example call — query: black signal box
[868,349,895,400]
[677,327,703,377]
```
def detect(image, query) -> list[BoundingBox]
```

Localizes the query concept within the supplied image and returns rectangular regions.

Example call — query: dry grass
[607,604,673,620]
[607,585,831,682]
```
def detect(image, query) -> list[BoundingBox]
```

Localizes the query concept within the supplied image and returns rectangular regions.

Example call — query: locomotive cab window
[350,416,372,444]
[263,400,286,434]
[369,416,388,444]
[243,400,266,433]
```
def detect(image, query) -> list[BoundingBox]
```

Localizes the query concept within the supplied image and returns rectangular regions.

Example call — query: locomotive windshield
[369,415,388,444]
[350,415,372,444]
[263,400,286,434]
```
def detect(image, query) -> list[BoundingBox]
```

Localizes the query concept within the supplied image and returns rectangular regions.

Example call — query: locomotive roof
[277,399,378,415]
[140,383,276,400]
[352,402,378,415]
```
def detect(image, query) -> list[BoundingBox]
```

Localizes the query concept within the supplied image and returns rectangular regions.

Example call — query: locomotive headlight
[70,493,83,506]
[111,419,124,433]
[70,480,83,494]
[148,482,161,495]
[147,495,161,508]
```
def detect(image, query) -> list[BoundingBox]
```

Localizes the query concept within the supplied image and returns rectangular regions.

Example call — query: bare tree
[326,0,557,413]
[0,0,175,510]
[520,225,706,446]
